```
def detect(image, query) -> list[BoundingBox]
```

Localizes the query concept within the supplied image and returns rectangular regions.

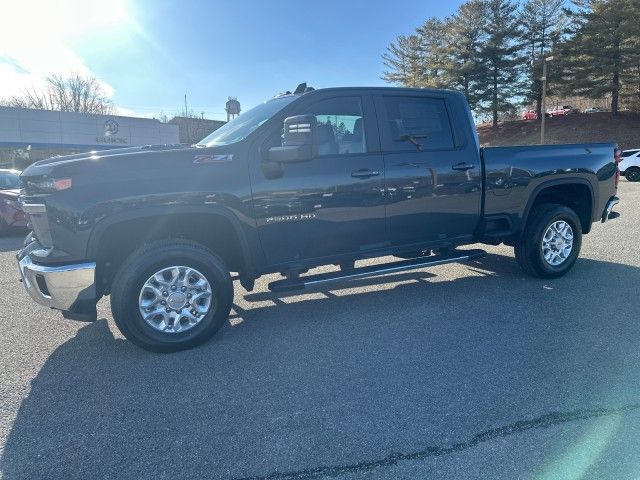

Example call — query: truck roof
[271,85,464,101]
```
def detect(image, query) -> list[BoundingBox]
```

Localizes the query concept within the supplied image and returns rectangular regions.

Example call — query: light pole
[540,55,554,145]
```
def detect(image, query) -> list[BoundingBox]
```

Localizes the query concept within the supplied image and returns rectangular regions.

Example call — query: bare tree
[1,96,29,108]
[1,73,114,114]
[155,111,170,123]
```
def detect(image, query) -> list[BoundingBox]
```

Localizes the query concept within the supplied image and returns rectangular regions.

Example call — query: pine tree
[520,0,565,119]
[618,1,640,110]
[381,35,424,87]
[621,29,640,110]
[416,18,448,88]
[477,0,526,127]
[443,0,488,111]
[561,0,639,115]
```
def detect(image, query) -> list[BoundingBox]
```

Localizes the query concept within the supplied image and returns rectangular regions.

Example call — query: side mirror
[267,115,317,162]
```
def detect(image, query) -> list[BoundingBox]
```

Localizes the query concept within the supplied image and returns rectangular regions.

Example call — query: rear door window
[380,96,454,151]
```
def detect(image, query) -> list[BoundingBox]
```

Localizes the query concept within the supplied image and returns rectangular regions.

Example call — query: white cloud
[0,44,114,101]
[0,0,169,119]
[0,0,129,104]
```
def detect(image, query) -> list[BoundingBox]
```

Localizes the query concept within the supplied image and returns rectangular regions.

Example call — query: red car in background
[0,169,27,236]
[522,110,537,120]
[548,105,580,117]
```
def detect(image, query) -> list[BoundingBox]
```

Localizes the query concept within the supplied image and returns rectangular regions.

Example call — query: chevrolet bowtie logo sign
[97,119,128,144]
[104,119,119,136]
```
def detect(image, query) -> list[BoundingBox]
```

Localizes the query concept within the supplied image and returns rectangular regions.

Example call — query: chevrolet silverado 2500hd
[17,85,621,352]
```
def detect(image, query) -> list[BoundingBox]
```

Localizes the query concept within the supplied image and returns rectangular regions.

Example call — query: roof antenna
[293,82,307,94]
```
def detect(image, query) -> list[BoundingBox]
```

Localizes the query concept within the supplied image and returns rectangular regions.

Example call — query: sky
[1,0,468,121]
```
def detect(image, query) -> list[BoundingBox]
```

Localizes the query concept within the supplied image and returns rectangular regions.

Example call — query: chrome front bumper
[18,254,96,315]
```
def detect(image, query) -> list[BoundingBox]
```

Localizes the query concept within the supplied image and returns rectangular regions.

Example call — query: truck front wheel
[514,204,582,279]
[110,240,233,352]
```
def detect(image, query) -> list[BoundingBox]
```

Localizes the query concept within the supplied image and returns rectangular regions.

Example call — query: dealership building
[0,106,184,169]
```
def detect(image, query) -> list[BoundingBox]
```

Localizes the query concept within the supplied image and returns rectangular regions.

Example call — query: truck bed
[480,143,618,234]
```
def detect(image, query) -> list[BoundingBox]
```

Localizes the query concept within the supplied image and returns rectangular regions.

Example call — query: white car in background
[620,149,640,182]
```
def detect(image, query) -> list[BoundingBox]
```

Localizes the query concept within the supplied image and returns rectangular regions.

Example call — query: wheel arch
[519,179,595,236]
[88,206,254,295]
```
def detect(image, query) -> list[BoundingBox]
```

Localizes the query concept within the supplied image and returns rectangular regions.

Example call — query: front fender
[86,204,257,277]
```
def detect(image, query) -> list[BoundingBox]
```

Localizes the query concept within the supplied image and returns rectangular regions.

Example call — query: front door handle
[351,169,381,179]
[452,163,475,171]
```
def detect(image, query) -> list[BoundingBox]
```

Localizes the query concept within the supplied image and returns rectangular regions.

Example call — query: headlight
[25,177,73,193]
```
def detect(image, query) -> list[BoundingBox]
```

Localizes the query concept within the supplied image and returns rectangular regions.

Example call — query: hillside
[477,112,640,150]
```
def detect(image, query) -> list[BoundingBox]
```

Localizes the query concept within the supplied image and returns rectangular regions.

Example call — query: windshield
[197,96,297,147]
[0,171,20,190]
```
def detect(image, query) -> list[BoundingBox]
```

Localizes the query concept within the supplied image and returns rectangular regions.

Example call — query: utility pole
[183,94,190,143]
[540,55,554,145]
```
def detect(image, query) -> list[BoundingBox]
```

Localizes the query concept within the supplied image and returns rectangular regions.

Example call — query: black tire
[110,239,233,353]
[514,204,582,279]
[625,167,640,182]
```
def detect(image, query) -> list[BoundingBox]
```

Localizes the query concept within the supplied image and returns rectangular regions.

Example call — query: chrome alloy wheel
[138,266,213,333]
[541,220,574,266]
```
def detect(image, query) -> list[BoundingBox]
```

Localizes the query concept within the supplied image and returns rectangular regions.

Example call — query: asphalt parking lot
[1,180,639,480]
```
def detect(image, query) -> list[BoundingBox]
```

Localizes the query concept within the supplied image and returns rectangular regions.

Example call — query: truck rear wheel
[110,240,233,352]
[514,204,582,279]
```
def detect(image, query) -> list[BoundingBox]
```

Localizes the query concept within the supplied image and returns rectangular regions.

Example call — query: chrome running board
[268,249,487,292]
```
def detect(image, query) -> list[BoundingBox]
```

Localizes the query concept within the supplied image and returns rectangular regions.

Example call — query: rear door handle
[452,163,475,171]
[351,169,381,178]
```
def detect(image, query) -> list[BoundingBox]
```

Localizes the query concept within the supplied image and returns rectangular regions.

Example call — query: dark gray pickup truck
[17,85,621,352]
